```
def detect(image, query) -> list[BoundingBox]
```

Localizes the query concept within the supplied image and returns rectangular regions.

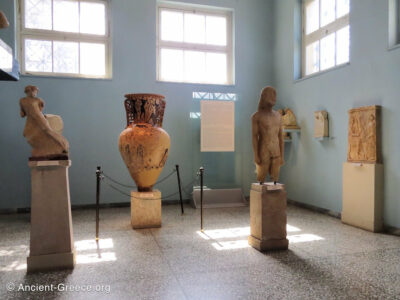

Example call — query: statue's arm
[251,114,261,165]
[19,102,26,118]
[279,123,284,165]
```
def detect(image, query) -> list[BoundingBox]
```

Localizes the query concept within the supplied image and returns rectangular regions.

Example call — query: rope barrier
[95,165,203,240]
[102,169,176,189]
[105,177,198,200]
[102,172,136,188]
[154,169,177,185]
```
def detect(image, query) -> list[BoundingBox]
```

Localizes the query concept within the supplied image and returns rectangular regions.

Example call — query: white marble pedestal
[131,190,162,229]
[248,183,289,251]
[342,162,383,232]
[27,160,75,273]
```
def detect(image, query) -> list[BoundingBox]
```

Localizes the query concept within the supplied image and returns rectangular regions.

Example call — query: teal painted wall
[0,0,274,209]
[273,0,400,228]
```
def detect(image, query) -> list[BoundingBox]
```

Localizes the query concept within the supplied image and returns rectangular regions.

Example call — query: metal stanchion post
[176,165,184,215]
[200,167,204,231]
[96,166,101,241]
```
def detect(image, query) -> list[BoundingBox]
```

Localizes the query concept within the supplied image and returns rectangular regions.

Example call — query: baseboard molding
[384,225,400,237]
[0,199,191,214]
[287,199,400,237]
[287,199,341,219]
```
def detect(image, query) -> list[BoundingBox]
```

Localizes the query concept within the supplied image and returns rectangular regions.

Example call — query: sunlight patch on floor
[75,238,117,265]
[288,234,324,243]
[75,238,114,251]
[196,224,323,251]
[197,224,301,241]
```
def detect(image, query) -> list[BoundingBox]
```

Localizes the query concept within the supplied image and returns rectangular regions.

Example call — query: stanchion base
[131,190,162,229]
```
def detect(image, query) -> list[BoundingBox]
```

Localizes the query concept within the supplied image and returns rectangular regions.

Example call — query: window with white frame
[157,3,233,85]
[19,0,111,78]
[302,0,350,76]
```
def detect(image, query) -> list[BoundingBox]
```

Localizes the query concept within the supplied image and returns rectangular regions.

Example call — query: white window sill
[21,73,112,81]
[156,79,236,87]
[294,62,350,83]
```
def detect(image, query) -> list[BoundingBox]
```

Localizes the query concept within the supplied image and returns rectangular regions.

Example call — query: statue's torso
[257,111,281,158]
[20,97,48,139]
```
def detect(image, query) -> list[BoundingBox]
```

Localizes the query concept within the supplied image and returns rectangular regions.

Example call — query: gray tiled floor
[1,204,400,299]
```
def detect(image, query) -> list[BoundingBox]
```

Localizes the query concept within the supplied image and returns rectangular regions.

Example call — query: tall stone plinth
[131,190,161,229]
[342,162,383,232]
[248,183,288,251]
[27,160,75,273]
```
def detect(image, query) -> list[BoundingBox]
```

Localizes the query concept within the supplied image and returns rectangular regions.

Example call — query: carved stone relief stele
[314,110,329,138]
[347,105,381,163]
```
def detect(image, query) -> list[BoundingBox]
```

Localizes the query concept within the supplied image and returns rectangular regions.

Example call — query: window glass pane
[25,39,52,72]
[80,2,106,35]
[184,51,206,83]
[337,0,350,18]
[336,25,350,64]
[305,40,319,75]
[80,43,106,76]
[53,0,79,33]
[53,41,79,74]
[306,0,319,34]
[0,43,13,71]
[321,0,335,27]
[184,13,206,44]
[206,52,227,84]
[160,10,183,42]
[206,16,227,46]
[320,32,335,70]
[25,0,52,30]
[160,48,183,81]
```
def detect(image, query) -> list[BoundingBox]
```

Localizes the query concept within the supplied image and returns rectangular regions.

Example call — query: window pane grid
[159,47,228,84]
[303,0,350,76]
[157,5,232,85]
[20,0,110,78]
[23,37,106,77]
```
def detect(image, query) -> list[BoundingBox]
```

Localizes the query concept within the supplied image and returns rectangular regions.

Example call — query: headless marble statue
[20,85,69,160]
[251,86,284,184]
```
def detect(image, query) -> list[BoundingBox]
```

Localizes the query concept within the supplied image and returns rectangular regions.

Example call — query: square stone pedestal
[27,160,75,273]
[342,162,383,232]
[248,183,288,251]
[131,190,161,229]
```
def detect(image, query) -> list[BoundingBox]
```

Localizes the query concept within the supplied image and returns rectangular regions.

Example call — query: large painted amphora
[118,94,170,191]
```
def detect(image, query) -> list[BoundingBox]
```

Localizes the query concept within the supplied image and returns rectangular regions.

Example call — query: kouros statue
[20,85,69,160]
[251,86,284,184]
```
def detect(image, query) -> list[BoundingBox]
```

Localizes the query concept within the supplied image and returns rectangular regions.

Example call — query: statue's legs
[269,156,281,183]
[256,156,271,184]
